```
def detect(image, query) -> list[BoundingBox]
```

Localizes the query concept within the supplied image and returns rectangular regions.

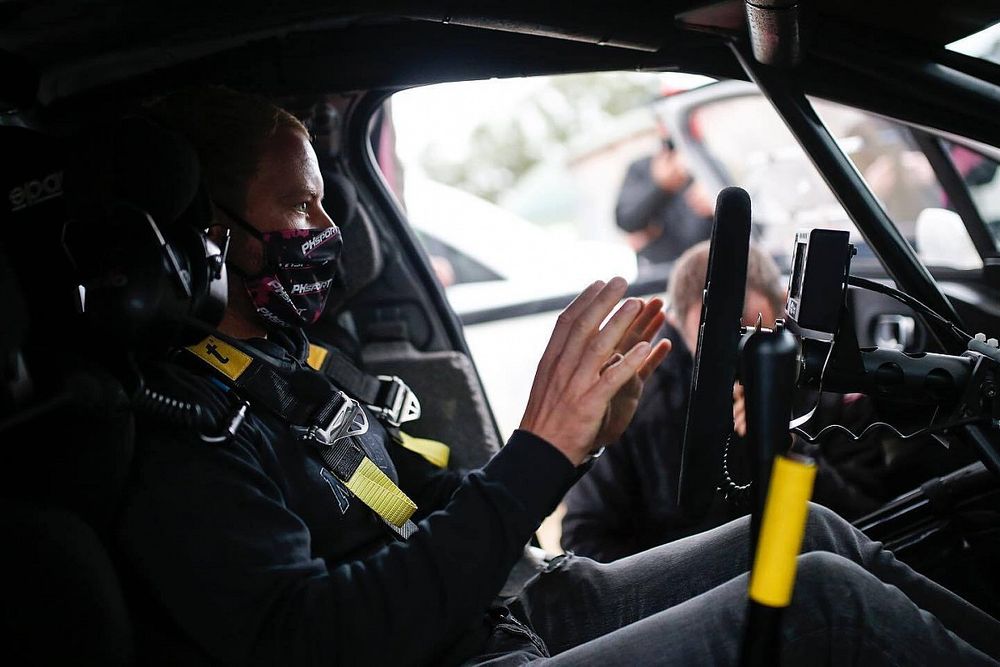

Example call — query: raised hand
[520,277,671,465]
[595,297,671,448]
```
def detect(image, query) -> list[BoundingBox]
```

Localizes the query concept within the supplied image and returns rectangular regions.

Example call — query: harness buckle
[305,391,369,446]
[371,375,421,427]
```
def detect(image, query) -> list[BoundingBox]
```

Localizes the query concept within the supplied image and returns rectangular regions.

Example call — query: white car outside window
[403,176,639,437]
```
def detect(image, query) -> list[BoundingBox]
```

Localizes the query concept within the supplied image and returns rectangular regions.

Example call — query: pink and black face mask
[221,206,343,329]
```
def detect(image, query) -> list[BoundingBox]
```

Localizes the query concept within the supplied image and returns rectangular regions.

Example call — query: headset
[61,116,228,351]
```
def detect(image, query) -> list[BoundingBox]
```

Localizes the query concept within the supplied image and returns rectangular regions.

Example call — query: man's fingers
[637,338,671,381]
[733,382,746,437]
[618,298,664,352]
[591,341,651,397]
[553,278,631,382]
[540,279,606,369]
[557,279,607,328]
[525,279,606,423]
[600,352,625,374]
[523,277,630,430]
[570,296,642,384]
[734,390,746,436]
[580,277,630,331]
[639,308,666,343]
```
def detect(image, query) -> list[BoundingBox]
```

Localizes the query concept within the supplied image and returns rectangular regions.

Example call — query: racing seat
[362,339,501,469]
[313,171,501,469]
[0,128,134,664]
[1,115,231,665]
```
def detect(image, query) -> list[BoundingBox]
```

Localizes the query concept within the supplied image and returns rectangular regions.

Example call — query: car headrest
[322,170,384,312]
[67,116,204,228]
[324,171,359,232]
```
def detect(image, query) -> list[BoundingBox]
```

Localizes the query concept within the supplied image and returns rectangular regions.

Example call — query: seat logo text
[8,171,64,212]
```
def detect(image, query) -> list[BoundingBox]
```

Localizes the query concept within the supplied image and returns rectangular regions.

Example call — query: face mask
[220,205,343,329]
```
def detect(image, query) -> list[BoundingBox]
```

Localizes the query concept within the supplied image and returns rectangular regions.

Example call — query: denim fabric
[468,504,1000,665]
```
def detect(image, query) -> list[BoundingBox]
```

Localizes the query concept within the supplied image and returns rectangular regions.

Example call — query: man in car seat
[562,242,885,562]
[118,87,1000,666]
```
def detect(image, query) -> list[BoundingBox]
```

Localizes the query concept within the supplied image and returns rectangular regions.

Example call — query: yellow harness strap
[187,335,254,381]
[748,455,817,608]
[398,432,451,469]
[185,336,419,535]
[306,344,329,372]
[345,458,418,527]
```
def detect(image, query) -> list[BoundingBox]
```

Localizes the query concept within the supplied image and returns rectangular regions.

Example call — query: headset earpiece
[62,117,227,352]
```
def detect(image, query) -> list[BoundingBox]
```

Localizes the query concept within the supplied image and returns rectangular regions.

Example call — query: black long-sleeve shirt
[119,332,578,666]
[615,156,712,265]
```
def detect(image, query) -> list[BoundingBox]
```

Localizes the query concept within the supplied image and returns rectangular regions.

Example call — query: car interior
[2,1,1000,664]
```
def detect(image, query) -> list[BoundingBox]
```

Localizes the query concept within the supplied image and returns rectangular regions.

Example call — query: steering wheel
[676,187,752,518]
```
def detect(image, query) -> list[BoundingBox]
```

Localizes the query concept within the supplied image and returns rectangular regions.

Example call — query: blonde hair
[668,240,784,320]
[146,86,308,211]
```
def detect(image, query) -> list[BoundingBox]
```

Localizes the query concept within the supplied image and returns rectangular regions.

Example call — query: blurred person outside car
[615,111,715,273]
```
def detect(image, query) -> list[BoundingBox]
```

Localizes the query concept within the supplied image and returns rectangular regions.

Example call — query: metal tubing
[731,43,966,353]
[744,0,801,68]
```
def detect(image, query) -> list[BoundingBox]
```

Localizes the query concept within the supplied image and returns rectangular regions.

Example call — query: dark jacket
[615,156,712,266]
[119,329,577,666]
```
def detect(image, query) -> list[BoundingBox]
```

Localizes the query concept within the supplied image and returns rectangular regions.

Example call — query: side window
[686,93,855,263]
[377,72,717,437]
[676,90,980,270]
[814,100,944,239]
[944,141,1000,244]
[375,73,992,552]
[378,72,706,554]
[376,74,993,441]
[413,230,502,287]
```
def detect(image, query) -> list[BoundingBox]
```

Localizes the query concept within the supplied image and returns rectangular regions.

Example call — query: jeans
[468,504,1000,665]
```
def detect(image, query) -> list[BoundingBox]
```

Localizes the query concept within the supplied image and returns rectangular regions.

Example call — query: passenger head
[667,240,785,353]
[149,87,339,337]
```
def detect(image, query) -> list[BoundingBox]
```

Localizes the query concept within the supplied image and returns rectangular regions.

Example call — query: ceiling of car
[0,0,997,113]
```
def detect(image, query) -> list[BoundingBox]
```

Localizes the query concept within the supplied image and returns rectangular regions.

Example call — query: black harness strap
[185,335,418,539]
[307,342,421,428]
[316,345,382,405]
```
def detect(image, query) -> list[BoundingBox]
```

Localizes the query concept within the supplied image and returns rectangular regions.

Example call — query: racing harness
[184,334,443,540]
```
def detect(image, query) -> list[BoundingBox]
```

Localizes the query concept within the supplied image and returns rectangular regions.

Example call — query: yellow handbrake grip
[748,454,817,608]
